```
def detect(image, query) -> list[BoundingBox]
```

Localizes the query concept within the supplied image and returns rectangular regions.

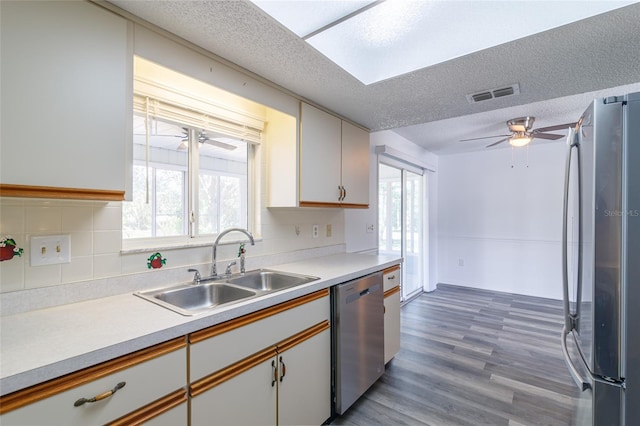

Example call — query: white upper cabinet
[268,102,369,208]
[340,120,370,206]
[0,1,132,201]
[299,102,343,205]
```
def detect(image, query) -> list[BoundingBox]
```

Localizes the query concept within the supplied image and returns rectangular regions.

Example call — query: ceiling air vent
[466,83,520,104]
[471,92,492,102]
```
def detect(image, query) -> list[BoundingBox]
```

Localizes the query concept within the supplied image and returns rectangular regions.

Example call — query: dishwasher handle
[345,284,380,304]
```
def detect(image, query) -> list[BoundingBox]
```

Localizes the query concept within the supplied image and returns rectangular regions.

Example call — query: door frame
[377,157,428,301]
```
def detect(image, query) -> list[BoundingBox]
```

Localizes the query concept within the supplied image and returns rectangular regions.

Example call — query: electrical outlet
[458,258,464,267]
[366,223,375,233]
[295,225,300,236]
[312,224,319,238]
[30,234,71,266]
[326,224,332,237]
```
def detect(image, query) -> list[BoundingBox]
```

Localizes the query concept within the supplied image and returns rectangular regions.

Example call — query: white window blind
[133,77,264,145]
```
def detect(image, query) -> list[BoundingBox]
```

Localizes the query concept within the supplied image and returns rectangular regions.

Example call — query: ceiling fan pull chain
[511,146,514,168]
[526,145,530,168]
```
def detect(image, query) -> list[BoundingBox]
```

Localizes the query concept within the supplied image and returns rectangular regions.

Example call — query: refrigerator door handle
[561,326,591,392]
[562,130,578,331]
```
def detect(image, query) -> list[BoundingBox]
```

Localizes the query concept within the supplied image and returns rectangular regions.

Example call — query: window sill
[121,235,261,254]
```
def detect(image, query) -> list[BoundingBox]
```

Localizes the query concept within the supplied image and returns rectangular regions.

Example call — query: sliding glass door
[378,161,425,301]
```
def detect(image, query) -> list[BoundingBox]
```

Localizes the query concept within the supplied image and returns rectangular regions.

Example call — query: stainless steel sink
[226,269,319,291]
[136,282,257,316]
[135,269,319,316]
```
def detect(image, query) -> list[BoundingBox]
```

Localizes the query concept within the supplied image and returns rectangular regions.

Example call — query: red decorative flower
[147,252,167,269]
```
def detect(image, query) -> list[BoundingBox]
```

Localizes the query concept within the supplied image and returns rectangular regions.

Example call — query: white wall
[345,130,439,292]
[437,142,566,299]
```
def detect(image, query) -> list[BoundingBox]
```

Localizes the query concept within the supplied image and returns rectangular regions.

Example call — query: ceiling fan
[176,129,238,151]
[460,116,577,148]
[134,128,238,151]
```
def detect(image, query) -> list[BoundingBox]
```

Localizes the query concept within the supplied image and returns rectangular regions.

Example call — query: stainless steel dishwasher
[332,272,385,415]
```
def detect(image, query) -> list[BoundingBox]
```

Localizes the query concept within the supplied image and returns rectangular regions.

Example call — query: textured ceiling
[108,0,640,154]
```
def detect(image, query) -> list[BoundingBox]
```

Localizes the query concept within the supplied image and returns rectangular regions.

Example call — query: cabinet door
[191,357,277,426]
[278,328,331,426]
[383,266,401,363]
[384,289,401,363]
[341,121,370,207]
[299,102,342,205]
[0,1,132,199]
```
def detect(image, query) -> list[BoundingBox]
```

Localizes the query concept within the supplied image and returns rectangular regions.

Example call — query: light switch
[30,234,71,266]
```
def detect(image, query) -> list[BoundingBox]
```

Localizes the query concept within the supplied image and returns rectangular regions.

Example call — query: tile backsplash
[0,198,124,292]
[0,197,346,296]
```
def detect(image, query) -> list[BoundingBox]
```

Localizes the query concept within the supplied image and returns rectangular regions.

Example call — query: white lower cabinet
[278,327,331,426]
[191,326,330,426]
[189,290,331,426]
[191,353,277,425]
[383,265,402,364]
[0,339,187,426]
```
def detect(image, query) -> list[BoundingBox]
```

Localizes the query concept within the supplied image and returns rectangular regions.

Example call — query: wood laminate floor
[331,284,580,426]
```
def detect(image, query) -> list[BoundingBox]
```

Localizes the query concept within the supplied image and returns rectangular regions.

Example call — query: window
[123,57,263,243]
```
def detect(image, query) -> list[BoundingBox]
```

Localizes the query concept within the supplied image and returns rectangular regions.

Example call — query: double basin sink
[135,269,320,316]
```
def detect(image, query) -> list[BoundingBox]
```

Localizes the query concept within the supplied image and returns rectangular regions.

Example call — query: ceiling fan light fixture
[509,134,532,147]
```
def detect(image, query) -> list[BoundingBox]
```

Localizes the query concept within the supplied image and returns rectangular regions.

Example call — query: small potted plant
[0,236,24,262]
[147,252,166,269]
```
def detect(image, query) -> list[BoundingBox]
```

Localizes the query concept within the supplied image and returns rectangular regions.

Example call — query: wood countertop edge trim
[299,201,368,209]
[382,265,401,274]
[384,286,401,299]
[190,346,277,397]
[106,388,187,426]
[0,184,125,201]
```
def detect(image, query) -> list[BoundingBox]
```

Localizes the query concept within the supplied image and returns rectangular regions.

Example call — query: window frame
[123,117,259,252]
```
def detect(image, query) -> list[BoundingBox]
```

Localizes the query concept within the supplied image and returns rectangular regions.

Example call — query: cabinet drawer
[190,290,329,381]
[383,265,401,292]
[0,339,186,425]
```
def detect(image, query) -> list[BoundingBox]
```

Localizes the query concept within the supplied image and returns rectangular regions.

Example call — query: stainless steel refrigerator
[561,92,640,425]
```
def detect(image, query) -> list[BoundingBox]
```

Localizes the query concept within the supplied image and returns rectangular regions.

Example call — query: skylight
[252,0,637,85]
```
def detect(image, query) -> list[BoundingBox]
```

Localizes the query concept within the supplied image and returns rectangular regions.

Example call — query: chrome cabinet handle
[74,382,126,407]
[279,356,286,382]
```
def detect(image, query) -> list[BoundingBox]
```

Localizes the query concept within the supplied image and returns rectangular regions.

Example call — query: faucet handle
[188,268,201,284]
[225,261,237,275]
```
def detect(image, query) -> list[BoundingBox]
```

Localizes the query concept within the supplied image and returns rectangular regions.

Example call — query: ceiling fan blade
[533,122,577,133]
[486,138,508,148]
[134,133,184,138]
[201,138,237,150]
[532,133,565,140]
[460,134,510,142]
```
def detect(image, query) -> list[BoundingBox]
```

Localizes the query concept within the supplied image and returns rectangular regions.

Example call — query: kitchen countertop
[0,253,401,396]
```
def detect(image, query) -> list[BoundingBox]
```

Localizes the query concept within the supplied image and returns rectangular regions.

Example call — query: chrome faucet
[212,228,255,277]
[188,268,202,285]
